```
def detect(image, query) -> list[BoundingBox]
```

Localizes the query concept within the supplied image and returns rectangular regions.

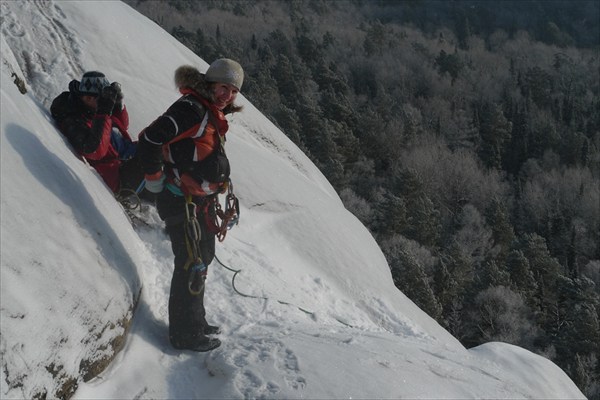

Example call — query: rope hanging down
[214,256,355,329]
[214,255,316,316]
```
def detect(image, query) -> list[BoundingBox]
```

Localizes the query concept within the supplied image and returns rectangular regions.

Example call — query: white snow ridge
[0,1,585,399]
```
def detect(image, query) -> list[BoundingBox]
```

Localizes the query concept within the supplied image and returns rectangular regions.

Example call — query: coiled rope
[116,188,142,211]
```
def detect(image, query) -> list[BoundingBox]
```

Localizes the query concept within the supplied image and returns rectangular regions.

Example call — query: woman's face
[212,83,239,110]
[81,95,98,111]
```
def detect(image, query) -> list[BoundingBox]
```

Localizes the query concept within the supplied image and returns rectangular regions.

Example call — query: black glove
[111,82,124,111]
[97,85,118,115]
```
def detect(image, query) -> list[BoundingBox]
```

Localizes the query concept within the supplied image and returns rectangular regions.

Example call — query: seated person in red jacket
[51,71,142,193]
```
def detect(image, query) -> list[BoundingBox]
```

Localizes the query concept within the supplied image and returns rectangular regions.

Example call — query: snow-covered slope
[0,1,584,399]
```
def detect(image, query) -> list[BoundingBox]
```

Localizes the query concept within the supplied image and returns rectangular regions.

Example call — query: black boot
[204,325,221,335]
[171,334,221,352]
[188,336,221,352]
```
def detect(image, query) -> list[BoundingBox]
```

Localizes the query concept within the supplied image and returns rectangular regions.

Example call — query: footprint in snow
[206,336,307,398]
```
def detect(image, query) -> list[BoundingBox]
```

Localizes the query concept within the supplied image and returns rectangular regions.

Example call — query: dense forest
[126,1,599,397]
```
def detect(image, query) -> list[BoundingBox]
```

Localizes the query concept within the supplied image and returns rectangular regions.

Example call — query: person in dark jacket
[51,71,141,193]
[138,59,244,352]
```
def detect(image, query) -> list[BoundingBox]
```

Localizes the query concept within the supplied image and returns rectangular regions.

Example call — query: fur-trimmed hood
[174,65,242,114]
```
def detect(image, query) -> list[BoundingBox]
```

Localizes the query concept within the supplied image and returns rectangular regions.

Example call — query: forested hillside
[126,1,599,397]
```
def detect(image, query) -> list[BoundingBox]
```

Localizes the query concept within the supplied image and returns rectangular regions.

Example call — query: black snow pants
[155,189,216,346]
[118,151,145,193]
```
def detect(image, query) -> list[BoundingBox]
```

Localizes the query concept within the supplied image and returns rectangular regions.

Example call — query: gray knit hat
[79,71,110,96]
[205,58,244,90]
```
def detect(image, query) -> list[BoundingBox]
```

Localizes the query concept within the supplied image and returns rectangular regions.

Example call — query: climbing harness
[182,180,240,295]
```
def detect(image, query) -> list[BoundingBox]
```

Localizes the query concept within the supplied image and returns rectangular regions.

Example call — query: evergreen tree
[257,43,275,65]
[435,242,475,337]
[453,7,472,50]
[435,49,464,85]
[264,29,294,58]
[550,275,600,388]
[433,258,456,314]
[323,154,346,190]
[384,238,442,320]
[478,102,512,169]
[273,103,303,148]
[503,107,530,176]
[271,54,301,109]
[521,67,553,110]
[475,260,511,291]
[397,168,441,247]
[560,130,589,167]
[519,233,562,293]
[296,34,323,70]
[572,353,599,399]
[244,65,280,114]
[485,199,516,262]
[433,257,465,337]
[345,157,378,200]
[375,192,407,236]
[363,20,386,56]
[506,249,539,307]
[319,88,354,123]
